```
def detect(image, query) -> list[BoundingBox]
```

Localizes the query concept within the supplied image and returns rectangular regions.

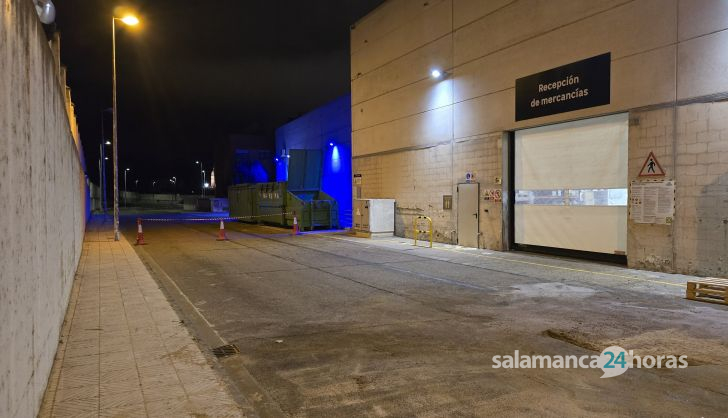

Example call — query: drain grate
[211,344,240,358]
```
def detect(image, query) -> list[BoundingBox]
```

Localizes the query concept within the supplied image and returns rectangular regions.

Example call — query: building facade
[351,0,728,276]
[276,95,353,227]
[214,134,274,197]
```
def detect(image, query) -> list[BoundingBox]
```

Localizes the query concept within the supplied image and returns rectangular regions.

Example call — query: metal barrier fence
[413,215,433,248]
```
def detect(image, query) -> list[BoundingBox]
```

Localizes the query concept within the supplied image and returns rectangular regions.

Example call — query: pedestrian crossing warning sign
[638,151,665,177]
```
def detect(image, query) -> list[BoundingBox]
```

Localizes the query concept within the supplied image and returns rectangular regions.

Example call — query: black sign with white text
[515,53,611,121]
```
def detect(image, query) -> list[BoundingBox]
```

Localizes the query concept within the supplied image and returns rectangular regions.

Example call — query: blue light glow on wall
[330,145,341,173]
[250,162,269,183]
[276,158,288,181]
[232,149,274,185]
[275,95,352,227]
[322,140,351,227]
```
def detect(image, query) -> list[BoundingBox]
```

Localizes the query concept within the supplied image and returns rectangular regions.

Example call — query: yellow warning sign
[638,151,665,177]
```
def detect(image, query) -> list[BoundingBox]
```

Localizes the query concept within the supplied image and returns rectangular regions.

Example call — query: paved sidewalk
[39,217,247,417]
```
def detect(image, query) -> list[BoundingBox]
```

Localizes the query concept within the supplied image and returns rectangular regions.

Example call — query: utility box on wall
[354,199,395,237]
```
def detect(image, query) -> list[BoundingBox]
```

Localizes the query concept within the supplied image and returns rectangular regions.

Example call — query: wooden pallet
[686,278,728,305]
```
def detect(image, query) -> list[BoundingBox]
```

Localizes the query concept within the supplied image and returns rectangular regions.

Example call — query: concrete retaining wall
[0,1,88,417]
[119,192,197,209]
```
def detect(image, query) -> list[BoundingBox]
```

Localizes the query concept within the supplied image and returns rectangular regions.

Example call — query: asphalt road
[122,213,728,417]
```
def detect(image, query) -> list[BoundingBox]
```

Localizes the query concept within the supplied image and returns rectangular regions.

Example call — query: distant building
[214,134,274,197]
[275,95,352,227]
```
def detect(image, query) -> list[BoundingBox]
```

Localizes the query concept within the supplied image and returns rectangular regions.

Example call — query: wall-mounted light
[431,69,445,79]
[275,157,279,162]
[329,142,334,147]
[34,0,56,25]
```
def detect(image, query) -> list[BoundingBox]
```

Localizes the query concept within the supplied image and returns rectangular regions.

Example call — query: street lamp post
[111,14,139,241]
[98,143,104,211]
[202,170,206,197]
[196,161,205,198]
[124,168,130,207]
[103,141,111,210]
[99,109,111,214]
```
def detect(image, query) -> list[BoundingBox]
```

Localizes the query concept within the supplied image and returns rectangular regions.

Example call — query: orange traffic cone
[217,220,227,241]
[135,218,146,245]
[292,213,300,235]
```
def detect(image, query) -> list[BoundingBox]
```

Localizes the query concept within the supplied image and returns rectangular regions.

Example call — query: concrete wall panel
[352,0,452,79]
[352,0,441,54]
[611,45,677,109]
[453,0,630,66]
[453,48,524,103]
[455,14,677,105]
[678,0,728,41]
[353,78,453,131]
[356,0,679,143]
[454,89,513,139]
[453,0,515,29]
[352,35,452,105]
[353,105,453,156]
[453,45,676,137]
[677,30,728,100]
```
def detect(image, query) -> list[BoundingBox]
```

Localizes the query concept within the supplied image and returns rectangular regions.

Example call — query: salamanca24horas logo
[493,345,688,378]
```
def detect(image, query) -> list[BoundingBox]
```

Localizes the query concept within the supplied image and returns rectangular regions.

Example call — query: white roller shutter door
[514,113,628,254]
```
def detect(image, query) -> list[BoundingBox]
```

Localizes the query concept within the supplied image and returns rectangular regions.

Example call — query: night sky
[55,0,383,193]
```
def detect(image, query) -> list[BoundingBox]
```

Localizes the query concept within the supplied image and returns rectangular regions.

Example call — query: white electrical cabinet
[353,199,395,237]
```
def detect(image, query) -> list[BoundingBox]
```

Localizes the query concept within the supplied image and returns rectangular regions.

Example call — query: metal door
[457,183,479,247]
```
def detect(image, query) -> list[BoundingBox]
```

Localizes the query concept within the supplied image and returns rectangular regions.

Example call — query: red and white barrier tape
[139,212,293,222]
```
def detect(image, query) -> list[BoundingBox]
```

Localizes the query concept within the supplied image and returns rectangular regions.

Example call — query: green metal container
[286,190,339,231]
[257,182,288,226]
[228,184,258,220]
[228,149,340,230]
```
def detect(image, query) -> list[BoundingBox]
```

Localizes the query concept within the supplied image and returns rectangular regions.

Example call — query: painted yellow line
[322,235,684,288]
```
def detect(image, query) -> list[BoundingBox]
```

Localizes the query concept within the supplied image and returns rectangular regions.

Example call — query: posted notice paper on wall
[630,180,675,224]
